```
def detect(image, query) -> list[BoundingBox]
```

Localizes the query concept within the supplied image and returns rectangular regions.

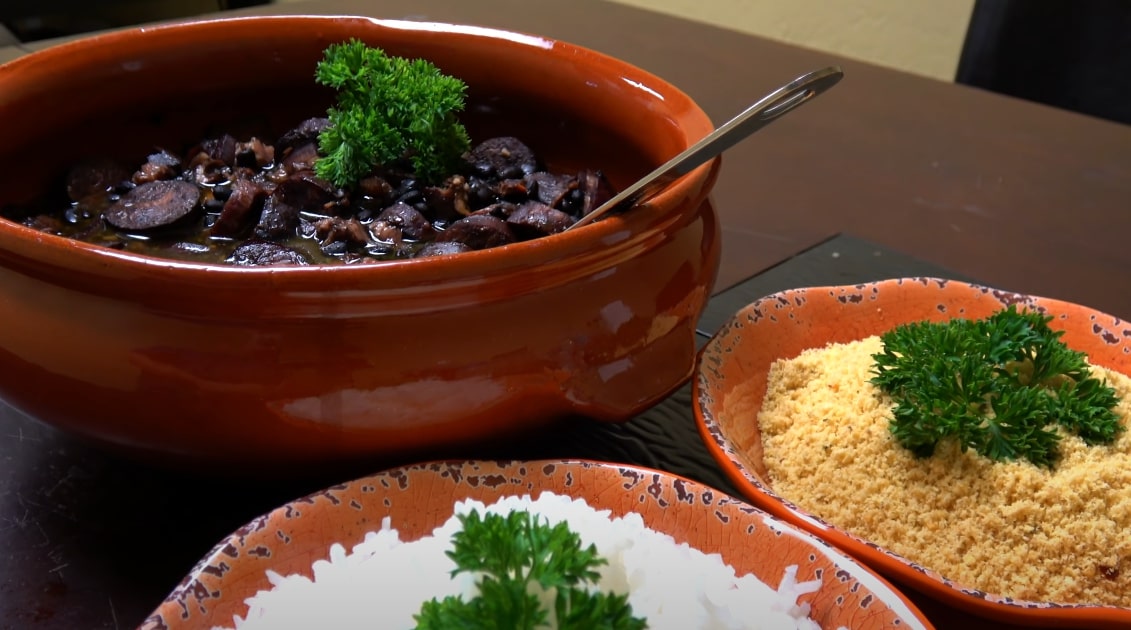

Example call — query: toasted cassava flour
[220,492,837,629]
[757,335,1131,606]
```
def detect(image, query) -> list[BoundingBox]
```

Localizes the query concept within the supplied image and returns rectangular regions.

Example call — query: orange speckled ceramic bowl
[0,16,720,468]
[141,459,933,629]
[694,278,1131,628]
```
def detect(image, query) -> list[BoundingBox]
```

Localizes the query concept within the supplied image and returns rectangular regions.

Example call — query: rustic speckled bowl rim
[143,459,935,629]
[0,15,718,293]
[693,277,1131,629]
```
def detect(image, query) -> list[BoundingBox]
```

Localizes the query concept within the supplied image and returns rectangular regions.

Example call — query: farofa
[758,336,1131,606]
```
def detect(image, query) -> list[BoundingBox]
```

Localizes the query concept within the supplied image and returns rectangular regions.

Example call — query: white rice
[220,492,834,629]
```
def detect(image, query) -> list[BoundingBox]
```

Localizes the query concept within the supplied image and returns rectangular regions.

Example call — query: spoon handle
[568,65,844,230]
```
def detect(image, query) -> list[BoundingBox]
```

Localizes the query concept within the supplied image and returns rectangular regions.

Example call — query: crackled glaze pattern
[693,277,1131,628]
[141,460,931,629]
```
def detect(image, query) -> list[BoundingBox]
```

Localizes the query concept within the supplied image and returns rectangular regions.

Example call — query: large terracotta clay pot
[0,16,720,468]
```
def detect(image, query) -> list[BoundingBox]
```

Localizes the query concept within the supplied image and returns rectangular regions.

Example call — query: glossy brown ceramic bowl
[694,278,1131,628]
[142,459,934,629]
[0,16,720,467]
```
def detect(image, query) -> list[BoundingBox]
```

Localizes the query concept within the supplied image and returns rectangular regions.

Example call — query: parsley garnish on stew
[414,509,647,630]
[314,39,471,188]
[870,305,1124,467]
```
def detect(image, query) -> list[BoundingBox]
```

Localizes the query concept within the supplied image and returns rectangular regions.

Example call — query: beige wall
[270,0,975,81]
[609,0,975,80]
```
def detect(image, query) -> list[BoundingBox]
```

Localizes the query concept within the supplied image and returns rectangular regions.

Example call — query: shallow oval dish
[694,277,1131,628]
[142,459,932,629]
[0,16,720,468]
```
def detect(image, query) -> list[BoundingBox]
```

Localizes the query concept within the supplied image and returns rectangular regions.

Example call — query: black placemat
[697,233,977,341]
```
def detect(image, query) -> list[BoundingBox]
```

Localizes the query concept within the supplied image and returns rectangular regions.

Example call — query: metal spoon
[567,66,844,230]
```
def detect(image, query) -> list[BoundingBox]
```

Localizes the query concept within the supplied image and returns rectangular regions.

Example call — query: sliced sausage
[370,202,434,243]
[226,241,310,266]
[465,137,538,179]
[434,214,516,250]
[506,201,575,238]
[103,180,200,231]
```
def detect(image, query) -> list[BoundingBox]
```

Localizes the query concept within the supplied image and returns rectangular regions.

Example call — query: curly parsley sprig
[414,509,647,630]
[870,306,1123,467]
[314,39,471,188]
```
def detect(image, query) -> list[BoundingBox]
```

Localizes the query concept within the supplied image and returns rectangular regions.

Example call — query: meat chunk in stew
[1,117,617,266]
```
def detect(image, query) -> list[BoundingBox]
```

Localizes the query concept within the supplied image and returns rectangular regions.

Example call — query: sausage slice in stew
[103,180,201,231]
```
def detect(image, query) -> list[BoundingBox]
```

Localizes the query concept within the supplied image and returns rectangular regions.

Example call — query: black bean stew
[2,118,615,266]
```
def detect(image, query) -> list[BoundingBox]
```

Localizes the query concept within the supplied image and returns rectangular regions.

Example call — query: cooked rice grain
[221,492,831,629]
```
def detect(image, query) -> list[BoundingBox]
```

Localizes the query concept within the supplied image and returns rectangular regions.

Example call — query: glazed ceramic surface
[142,459,933,629]
[694,277,1131,629]
[0,16,720,467]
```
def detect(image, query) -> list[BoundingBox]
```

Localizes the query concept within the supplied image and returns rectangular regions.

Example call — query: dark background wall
[0,1,269,42]
[3,0,1129,126]
[957,0,1131,125]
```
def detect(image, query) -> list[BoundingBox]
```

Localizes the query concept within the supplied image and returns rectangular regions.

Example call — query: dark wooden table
[1,1,1128,628]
